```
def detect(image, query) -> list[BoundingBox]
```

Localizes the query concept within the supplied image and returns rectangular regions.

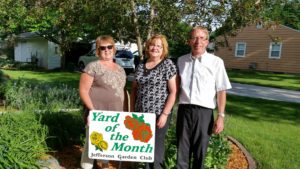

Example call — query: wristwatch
[218,112,225,118]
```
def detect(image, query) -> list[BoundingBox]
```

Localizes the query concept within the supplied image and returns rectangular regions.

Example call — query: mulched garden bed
[226,142,248,169]
[51,140,250,169]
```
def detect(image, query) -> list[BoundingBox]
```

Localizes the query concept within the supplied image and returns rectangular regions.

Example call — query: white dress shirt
[177,51,232,109]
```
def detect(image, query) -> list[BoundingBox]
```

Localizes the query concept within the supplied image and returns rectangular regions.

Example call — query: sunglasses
[99,45,113,51]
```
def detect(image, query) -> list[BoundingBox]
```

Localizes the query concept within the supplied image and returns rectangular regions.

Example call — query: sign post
[88,110,156,162]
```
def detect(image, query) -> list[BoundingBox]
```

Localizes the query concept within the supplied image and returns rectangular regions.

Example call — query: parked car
[78,49,135,74]
[78,49,97,70]
[114,50,135,74]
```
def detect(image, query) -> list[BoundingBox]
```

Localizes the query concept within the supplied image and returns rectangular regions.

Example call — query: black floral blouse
[134,59,177,115]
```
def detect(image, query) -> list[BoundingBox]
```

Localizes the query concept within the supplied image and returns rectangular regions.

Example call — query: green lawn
[3,69,300,91]
[227,69,300,91]
[1,69,80,88]
[225,95,300,169]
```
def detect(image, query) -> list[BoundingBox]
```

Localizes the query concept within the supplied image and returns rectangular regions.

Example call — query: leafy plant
[0,111,48,168]
[37,110,85,150]
[0,58,16,69]
[0,69,5,82]
[205,134,231,169]
[163,114,177,169]
[0,69,8,100]
[2,78,84,150]
[3,78,81,111]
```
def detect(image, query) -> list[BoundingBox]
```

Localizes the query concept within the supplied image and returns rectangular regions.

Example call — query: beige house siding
[214,24,300,74]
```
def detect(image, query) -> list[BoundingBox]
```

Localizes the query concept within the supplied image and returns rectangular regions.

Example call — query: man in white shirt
[176,26,231,169]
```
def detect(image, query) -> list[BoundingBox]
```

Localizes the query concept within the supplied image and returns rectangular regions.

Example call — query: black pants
[176,104,214,169]
[145,113,172,169]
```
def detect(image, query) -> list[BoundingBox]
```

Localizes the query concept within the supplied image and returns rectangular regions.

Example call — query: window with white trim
[235,42,246,57]
[269,42,282,59]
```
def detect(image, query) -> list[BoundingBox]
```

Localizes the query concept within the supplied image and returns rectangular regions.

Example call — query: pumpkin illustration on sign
[124,114,153,143]
[90,131,108,151]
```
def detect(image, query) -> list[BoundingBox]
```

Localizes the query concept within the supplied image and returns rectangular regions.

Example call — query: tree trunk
[130,0,144,60]
[147,1,155,40]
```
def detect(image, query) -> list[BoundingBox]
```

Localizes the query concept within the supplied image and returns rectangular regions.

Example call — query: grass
[1,69,134,91]
[227,69,300,91]
[1,69,133,90]
[1,69,80,88]
[3,69,300,91]
[225,95,300,169]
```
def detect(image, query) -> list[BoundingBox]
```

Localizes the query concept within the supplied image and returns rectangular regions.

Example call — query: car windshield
[116,50,133,59]
[85,49,95,56]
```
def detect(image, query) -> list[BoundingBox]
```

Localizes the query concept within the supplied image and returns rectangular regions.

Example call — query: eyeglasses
[98,45,113,51]
[190,36,207,41]
[149,44,163,49]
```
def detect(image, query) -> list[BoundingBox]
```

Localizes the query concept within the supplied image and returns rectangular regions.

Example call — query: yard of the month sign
[88,110,156,162]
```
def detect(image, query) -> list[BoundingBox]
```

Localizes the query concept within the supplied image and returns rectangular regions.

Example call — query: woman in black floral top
[130,34,178,169]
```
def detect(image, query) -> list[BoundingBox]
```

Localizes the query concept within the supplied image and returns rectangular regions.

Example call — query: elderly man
[176,26,232,169]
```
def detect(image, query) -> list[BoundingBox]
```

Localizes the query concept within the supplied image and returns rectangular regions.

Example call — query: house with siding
[14,32,61,69]
[214,24,300,74]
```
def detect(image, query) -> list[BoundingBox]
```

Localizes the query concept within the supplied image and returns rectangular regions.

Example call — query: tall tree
[1,0,296,66]
[262,0,300,30]
[0,0,28,36]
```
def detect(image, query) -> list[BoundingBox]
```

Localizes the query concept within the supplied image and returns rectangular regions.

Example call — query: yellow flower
[98,140,108,150]
[90,131,103,145]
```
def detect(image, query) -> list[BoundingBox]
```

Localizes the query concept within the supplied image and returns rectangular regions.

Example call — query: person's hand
[157,113,168,129]
[213,116,224,134]
[87,109,94,126]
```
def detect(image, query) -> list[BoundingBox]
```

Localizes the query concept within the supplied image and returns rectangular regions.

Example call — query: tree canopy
[0,0,298,64]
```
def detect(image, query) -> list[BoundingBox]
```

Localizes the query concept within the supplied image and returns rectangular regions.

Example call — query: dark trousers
[145,113,172,169]
[176,104,214,169]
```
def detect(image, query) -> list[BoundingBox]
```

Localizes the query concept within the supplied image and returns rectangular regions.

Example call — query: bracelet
[218,112,225,118]
[162,112,170,116]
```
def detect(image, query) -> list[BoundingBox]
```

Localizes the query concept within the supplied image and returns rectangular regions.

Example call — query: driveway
[228,83,300,103]
[127,75,300,103]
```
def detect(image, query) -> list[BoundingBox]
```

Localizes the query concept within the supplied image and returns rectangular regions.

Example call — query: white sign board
[88,110,156,162]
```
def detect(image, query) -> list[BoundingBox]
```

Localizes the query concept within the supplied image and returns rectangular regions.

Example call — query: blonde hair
[95,35,116,57]
[189,26,209,41]
[145,34,169,59]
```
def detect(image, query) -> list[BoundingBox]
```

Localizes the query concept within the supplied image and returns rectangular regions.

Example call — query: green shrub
[37,110,85,150]
[0,69,4,82]
[0,112,48,168]
[2,78,85,150]
[0,70,7,100]
[163,114,177,169]
[0,58,16,69]
[3,78,81,111]
[205,134,231,169]
[0,57,39,70]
